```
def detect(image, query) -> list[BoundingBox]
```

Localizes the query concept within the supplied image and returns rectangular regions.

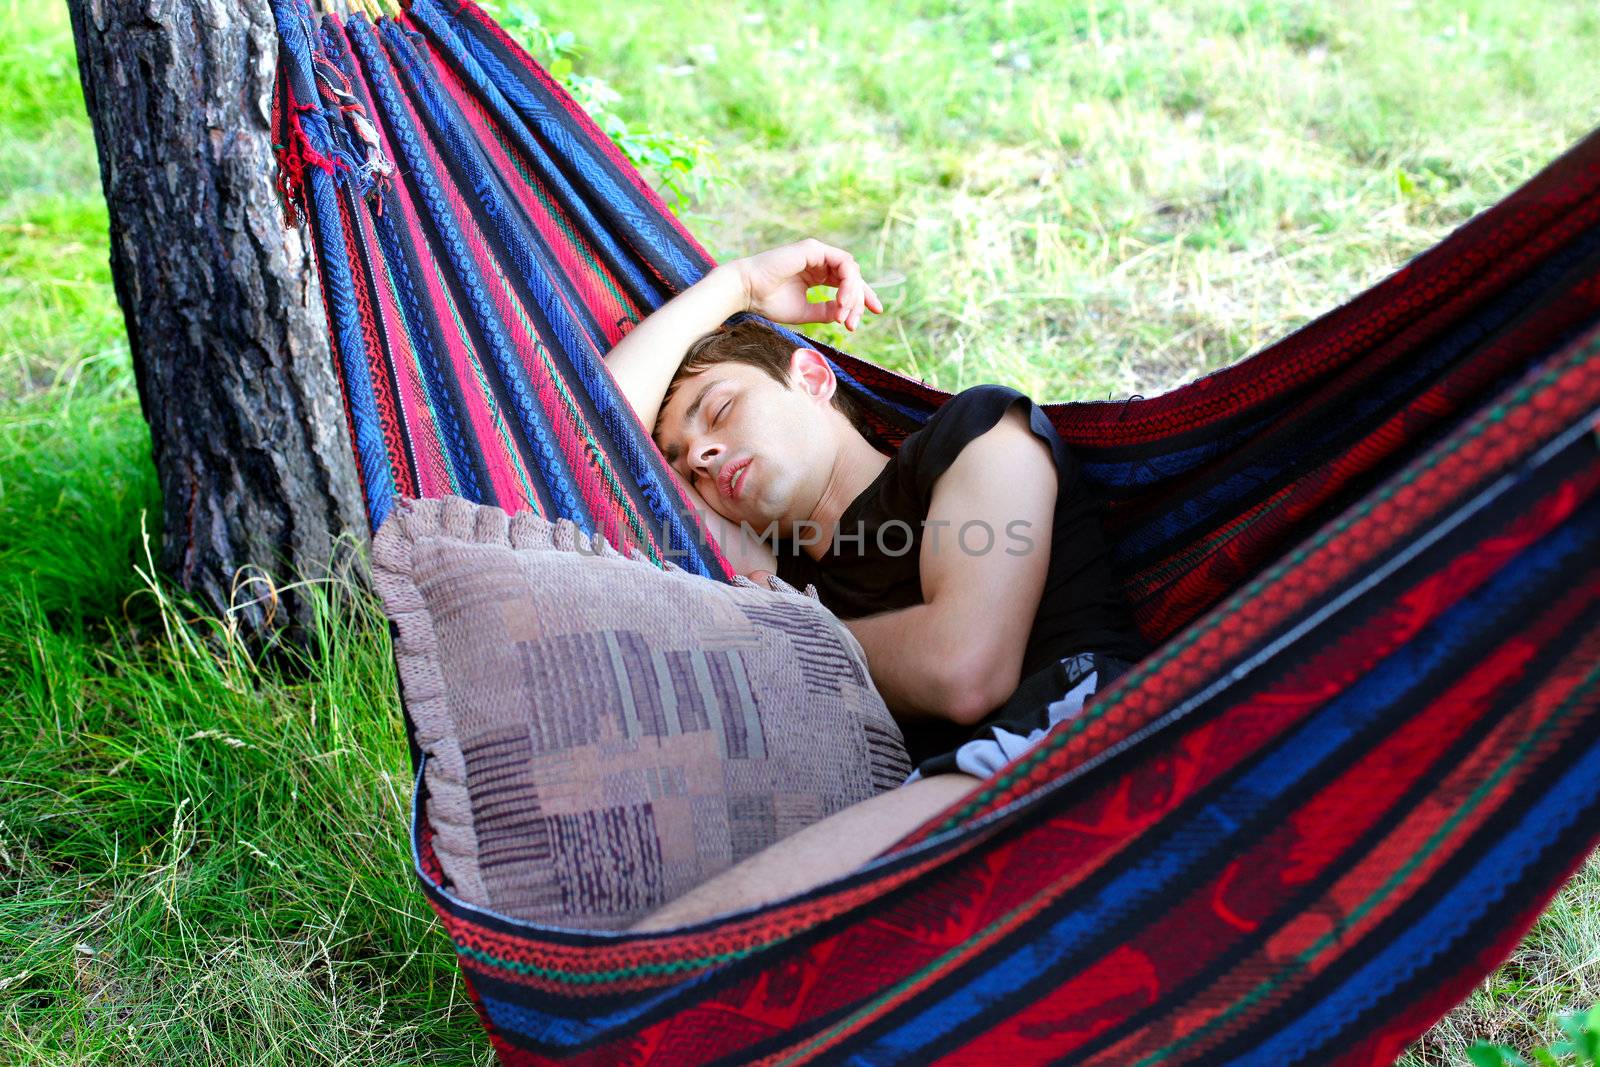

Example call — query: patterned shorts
[905,651,1135,783]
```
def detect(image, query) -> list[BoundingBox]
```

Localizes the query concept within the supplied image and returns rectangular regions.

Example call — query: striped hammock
[269,0,1600,1062]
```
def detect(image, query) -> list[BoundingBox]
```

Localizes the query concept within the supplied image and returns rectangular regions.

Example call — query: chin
[749,489,790,532]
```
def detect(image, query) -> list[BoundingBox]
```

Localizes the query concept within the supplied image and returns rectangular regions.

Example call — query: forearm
[842,606,936,715]
[851,408,1055,727]
[844,603,1008,724]
[629,771,982,931]
[604,264,747,431]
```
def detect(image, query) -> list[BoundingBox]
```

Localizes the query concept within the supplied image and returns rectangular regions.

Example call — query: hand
[731,239,885,332]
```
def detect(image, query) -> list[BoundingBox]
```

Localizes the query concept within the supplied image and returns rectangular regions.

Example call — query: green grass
[0,4,487,1061]
[1,0,1596,1062]
[534,0,1599,397]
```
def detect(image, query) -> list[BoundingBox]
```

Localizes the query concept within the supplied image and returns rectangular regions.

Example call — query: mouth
[720,457,752,502]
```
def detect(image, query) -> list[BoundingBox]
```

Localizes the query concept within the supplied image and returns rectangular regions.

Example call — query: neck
[802,430,890,560]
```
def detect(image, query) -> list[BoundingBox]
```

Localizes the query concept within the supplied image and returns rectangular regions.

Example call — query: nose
[689,437,723,481]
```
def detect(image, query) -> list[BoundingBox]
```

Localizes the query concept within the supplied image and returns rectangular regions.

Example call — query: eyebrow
[684,380,718,427]
[662,380,720,467]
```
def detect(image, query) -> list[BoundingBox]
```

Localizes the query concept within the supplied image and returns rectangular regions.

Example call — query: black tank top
[775,383,1145,679]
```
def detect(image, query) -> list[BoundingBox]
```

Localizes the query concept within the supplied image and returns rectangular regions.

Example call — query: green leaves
[1557,1004,1600,1063]
[1468,1044,1530,1067]
[1467,1005,1600,1067]
[486,1,728,214]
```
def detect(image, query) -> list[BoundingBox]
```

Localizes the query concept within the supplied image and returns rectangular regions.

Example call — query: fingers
[844,273,886,331]
[840,265,885,332]
[863,281,885,315]
[808,241,871,331]
[798,298,842,325]
[837,267,862,330]
[769,238,887,331]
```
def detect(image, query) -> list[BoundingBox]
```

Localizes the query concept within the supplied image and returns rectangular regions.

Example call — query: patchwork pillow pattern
[371,496,910,930]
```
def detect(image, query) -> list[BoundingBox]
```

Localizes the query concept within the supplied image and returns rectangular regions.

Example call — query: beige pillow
[371,496,910,930]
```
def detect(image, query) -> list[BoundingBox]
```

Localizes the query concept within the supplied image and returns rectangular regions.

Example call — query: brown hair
[656,320,871,437]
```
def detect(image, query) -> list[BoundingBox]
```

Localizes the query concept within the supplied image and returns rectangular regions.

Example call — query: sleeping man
[605,239,1145,929]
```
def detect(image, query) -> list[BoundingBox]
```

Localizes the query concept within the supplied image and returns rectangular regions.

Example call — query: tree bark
[68,0,365,640]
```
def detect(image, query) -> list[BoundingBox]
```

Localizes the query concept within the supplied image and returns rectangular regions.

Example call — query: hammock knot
[269,48,396,227]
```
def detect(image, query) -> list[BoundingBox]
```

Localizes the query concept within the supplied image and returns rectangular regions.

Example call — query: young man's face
[654,355,840,534]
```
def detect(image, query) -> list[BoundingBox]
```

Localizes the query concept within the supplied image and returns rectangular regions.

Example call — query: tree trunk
[68,0,365,641]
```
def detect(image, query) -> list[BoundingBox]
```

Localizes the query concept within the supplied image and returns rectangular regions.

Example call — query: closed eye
[714,397,732,425]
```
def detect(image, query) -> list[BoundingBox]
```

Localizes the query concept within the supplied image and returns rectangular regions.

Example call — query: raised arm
[841,406,1057,725]
[605,265,747,434]
[603,239,883,433]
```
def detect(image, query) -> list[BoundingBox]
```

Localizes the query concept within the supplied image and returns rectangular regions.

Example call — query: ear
[788,346,837,404]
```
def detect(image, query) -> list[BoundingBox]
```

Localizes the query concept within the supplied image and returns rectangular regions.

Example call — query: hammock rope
[269,0,1600,1062]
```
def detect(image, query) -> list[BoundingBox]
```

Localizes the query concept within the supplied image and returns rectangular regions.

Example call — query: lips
[720,457,752,502]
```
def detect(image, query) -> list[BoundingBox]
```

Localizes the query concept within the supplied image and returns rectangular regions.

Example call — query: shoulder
[898,385,1070,501]
[903,385,1026,463]
[923,384,1031,433]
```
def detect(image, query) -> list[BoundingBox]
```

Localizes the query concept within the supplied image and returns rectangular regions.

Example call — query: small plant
[1467,1004,1600,1067]
[487,3,726,213]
